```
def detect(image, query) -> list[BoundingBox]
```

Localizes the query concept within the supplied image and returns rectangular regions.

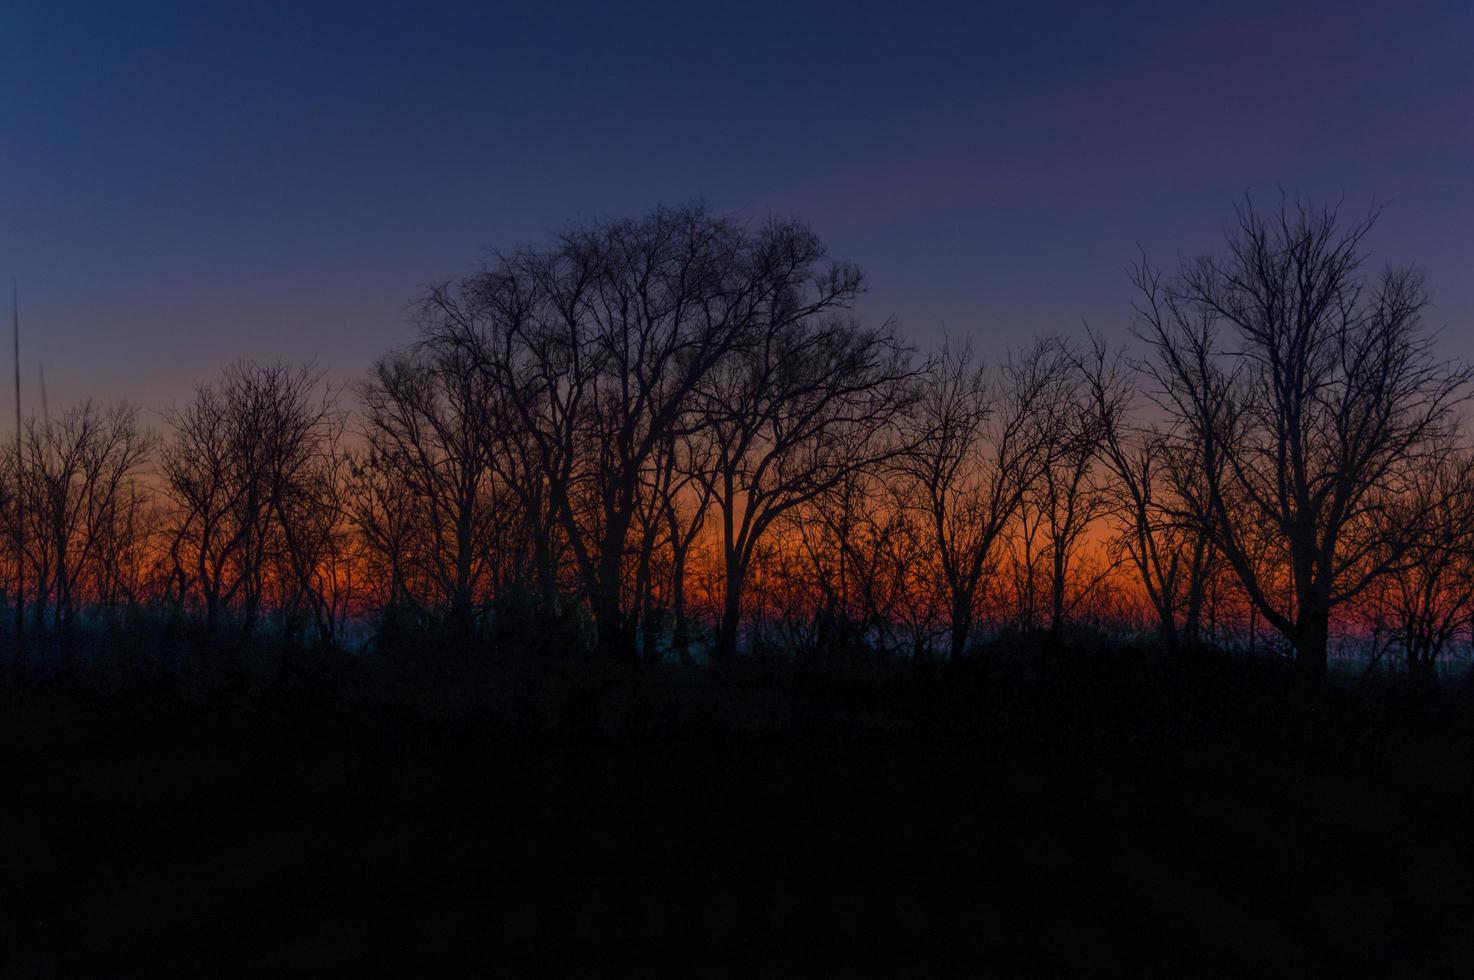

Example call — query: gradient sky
[2,0,1471,414]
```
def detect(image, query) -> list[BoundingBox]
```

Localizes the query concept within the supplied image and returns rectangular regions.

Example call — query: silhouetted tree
[433,204,875,662]
[1034,351,1114,637]
[270,404,353,652]
[1135,195,1471,678]
[162,361,340,651]
[899,338,1068,659]
[359,344,498,646]
[421,264,577,637]
[1366,454,1474,678]
[696,314,915,666]
[657,432,714,664]
[791,468,916,661]
[1080,337,1214,654]
[9,402,153,660]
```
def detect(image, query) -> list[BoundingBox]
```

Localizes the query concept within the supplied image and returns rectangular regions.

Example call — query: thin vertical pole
[12,277,22,666]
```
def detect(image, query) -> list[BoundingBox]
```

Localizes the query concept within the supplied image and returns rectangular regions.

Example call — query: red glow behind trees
[3,197,1472,679]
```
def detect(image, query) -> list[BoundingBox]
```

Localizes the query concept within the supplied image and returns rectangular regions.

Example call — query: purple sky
[2,0,1470,415]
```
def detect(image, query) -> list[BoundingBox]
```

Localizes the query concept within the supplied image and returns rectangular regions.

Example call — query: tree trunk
[590,588,630,661]
[1155,608,1180,657]
[591,511,635,661]
[1050,550,1066,639]
[714,563,742,668]
[1408,643,1437,685]
[450,511,476,650]
[640,601,664,666]
[533,535,558,632]
[632,538,655,665]
[1183,536,1208,652]
[671,548,693,667]
[1294,609,1330,681]
[949,591,973,661]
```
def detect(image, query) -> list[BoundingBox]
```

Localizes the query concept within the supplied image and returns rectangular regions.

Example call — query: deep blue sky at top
[1,0,1470,412]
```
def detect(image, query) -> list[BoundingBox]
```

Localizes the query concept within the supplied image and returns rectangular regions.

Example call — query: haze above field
[2,0,1471,411]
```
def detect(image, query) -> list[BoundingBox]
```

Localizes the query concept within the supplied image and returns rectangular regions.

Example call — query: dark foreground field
[4,643,1474,974]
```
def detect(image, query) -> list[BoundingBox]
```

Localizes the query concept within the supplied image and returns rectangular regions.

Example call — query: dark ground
[3,642,1473,974]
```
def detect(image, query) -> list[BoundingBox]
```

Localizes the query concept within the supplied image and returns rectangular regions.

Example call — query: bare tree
[349,446,423,633]
[1033,356,1114,637]
[630,429,713,664]
[790,467,916,661]
[898,338,1067,660]
[696,314,915,666]
[1134,195,1471,678]
[1365,454,1474,678]
[162,361,340,650]
[882,481,949,660]
[434,204,868,661]
[10,401,153,658]
[269,402,353,651]
[359,345,497,644]
[424,261,580,631]
[659,432,714,664]
[1080,337,1214,654]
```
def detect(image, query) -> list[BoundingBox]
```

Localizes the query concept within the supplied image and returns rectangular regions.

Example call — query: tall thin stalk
[12,277,22,666]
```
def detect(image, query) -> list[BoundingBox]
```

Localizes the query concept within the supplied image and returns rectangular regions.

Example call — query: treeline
[3,196,1471,681]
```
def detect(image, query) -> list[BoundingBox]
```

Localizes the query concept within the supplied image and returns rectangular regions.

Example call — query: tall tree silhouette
[899,339,1067,659]
[1365,454,1474,678]
[430,203,870,660]
[1135,195,1472,678]
[360,344,498,645]
[13,402,152,659]
[161,362,339,650]
[1080,337,1214,654]
[695,314,914,666]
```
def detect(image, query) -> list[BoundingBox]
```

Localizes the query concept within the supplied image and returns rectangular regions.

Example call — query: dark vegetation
[5,193,1474,969]
[5,636,1474,972]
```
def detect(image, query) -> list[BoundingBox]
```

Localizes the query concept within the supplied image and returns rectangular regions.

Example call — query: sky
[1,0,1471,415]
